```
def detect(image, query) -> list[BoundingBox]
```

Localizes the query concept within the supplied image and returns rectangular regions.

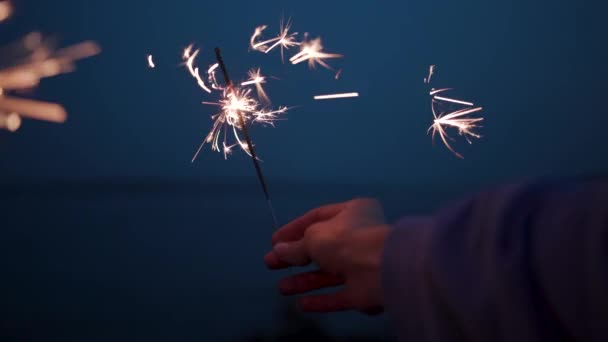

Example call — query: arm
[383,179,608,341]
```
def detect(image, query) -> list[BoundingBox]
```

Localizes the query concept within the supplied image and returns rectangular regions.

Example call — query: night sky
[0,0,606,340]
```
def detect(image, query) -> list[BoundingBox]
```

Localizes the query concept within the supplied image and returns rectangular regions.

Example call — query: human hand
[264,198,392,313]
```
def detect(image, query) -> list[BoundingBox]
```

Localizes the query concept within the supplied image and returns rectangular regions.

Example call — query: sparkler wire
[214,47,279,229]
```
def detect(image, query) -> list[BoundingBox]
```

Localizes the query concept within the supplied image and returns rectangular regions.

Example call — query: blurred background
[0,0,605,340]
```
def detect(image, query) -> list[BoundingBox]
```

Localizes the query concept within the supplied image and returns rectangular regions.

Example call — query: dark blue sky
[0,0,606,185]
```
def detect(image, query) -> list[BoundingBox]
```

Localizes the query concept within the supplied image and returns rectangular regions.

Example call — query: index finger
[271,202,347,245]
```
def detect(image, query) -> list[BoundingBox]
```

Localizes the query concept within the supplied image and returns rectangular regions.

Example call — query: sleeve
[381,178,608,342]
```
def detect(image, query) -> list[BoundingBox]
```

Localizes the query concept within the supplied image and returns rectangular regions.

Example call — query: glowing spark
[0,30,100,130]
[314,92,359,100]
[434,95,474,107]
[147,54,155,68]
[0,1,12,22]
[192,84,287,161]
[424,65,435,84]
[251,18,300,61]
[290,37,342,69]
[253,106,288,125]
[208,63,219,73]
[429,106,484,159]
[428,94,483,158]
[207,63,221,90]
[241,68,269,103]
[335,69,342,80]
[250,25,269,52]
[182,44,212,94]
[429,88,452,96]
[0,96,67,123]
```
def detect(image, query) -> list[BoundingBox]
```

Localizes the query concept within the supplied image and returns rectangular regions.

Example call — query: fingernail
[274,242,289,256]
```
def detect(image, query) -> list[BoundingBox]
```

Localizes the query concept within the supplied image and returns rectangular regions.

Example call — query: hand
[264,198,392,313]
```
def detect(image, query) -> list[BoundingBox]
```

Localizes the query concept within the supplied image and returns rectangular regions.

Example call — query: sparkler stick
[214,47,279,229]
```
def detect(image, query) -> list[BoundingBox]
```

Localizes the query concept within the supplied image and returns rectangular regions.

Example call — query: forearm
[382,179,608,341]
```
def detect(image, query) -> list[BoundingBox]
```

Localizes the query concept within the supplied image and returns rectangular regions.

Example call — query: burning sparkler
[0,19,100,132]
[426,66,484,159]
[169,17,355,227]
[214,47,279,228]
[184,45,287,161]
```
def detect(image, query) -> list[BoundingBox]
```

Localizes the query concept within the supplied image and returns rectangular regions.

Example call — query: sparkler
[212,47,279,228]
[186,45,287,161]
[0,11,100,132]
[426,66,484,159]
[167,18,354,227]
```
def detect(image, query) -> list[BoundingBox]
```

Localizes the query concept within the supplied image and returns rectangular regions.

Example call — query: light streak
[314,92,359,100]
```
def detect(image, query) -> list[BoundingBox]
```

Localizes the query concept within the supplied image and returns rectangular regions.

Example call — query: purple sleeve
[382,179,608,342]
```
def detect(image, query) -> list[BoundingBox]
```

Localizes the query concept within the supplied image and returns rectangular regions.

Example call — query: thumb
[273,241,310,266]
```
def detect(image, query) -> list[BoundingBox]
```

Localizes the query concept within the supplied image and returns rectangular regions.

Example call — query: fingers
[273,241,310,266]
[297,291,354,312]
[271,202,347,245]
[279,270,344,295]
[263,251,291,270]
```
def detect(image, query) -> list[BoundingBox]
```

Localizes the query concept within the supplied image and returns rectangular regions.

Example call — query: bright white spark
[241,68,269,103]
[290,37,343,70]
[206,63,222,90]
[424,65,435,84]
[335,69,342,80]
[192,86,287,161]
[250,25,270,52]
[147,54,155,68]
[250,18,300,61]
[429,88,452,96]
[433,95,474,107]
[429,101,484,159]
[314,92,359,100]
[183,44,212,94]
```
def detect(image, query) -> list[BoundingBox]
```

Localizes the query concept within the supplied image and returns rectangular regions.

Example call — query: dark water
[0,181,478,341]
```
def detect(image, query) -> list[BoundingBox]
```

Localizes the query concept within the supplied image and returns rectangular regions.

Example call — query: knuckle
[305,224,335,257]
